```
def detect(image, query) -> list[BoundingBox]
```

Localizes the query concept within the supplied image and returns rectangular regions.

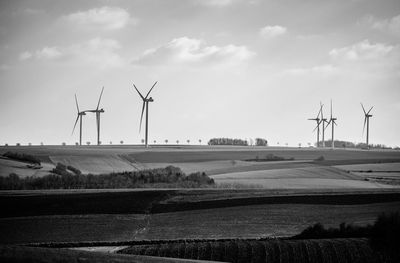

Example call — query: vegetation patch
[0,166,215,190]
[245,153,294,162]
[2,151,41,165]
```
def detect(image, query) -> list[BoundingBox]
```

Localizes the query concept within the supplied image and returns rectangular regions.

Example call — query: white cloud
[134,37,255,67]
[35,47,62,59]
[329,40,394,61]
[198,0,234,7]
[63,6,134,30]
[19,38,125,69]
[363,14,400,36]
[284,65,336,76]
[19,51,32,60]
[260,25,287,38]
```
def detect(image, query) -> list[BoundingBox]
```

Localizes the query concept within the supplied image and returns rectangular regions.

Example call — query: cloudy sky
[0,0,399,147]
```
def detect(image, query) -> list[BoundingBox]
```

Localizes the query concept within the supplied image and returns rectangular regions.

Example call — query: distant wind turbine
[72,94,87,146]
[86,87,105,145]
[361,103,373,149]
[319,102,329,148]
[325,100,337,149]
[308,104,323,147]
[132,81,157,148]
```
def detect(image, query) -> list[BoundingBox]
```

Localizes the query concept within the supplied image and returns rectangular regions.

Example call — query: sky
[0,0,399,147]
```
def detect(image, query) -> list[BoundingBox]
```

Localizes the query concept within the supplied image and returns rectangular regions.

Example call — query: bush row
[0,166,215,190]
[2,151,41,165]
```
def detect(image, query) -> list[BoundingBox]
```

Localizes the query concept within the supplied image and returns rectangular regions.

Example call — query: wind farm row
[72,81,377,150]
[308,101,374,149]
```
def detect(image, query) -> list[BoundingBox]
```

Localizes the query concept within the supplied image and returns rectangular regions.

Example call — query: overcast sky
[0,0,399,147]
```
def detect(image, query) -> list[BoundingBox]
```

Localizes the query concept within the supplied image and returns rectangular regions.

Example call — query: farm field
[1,188,400,244]
[1,145,400,177]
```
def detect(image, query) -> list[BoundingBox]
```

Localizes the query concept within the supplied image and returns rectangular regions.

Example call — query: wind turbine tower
[72,94,87,146]
[361,103,373,149]
[87,87,105,145]
[308,104,323,147]
[132,81,157,148]
[320,102,329,148]
[325,100,337,149]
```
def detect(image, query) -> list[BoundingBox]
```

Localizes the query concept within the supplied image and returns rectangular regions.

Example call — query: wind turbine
[325,100,337,149]
[361,103,373,149]
[87,87,105,145]
[320,102,329,148]
[308,104,323,147]
[132,81,157,148]
[72,94,87,146]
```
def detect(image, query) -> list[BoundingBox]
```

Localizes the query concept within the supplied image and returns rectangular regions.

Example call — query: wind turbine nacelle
[99,109,105,112]
[148,97,154,102]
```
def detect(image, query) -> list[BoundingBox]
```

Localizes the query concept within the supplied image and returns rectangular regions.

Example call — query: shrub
[370,212,400,261]
[0,166,215,190]
[255,138,268,146]
[3,151,41,165]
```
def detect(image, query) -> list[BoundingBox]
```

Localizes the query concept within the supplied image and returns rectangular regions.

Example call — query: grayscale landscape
[0,0,400,262]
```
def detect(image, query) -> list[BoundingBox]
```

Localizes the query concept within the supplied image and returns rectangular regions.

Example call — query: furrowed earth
[1,145,400,262]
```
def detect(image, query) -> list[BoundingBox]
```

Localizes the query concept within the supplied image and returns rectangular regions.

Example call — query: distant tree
[109,141,112,145]
[207,138,248,146]
[62,142,66,146]
[199,139,202,144]
[308,142,311,147]
[120,140,124,144]
[187,139,190,144]
[154,140,156,144]
[86,142,90,145]
[141,139,145,144]
[298,143,302,148]
[255,138,268,146]
[176,140,179,144]
[165,139,168,144]
[285,143,288,146]
[40,142,44,146]
[5,143,8,147]
[75,142,79,146]
[277,142,279,145]
[16,143,20,146]
[98,141,102,145]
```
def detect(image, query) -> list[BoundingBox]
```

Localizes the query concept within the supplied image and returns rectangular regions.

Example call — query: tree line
[208,138,268,146]
[0,165,215,190]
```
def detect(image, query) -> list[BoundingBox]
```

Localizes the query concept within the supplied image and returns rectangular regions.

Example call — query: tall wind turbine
[325,100,337,149]
[308,104,323,147]
[87,87,105,145]
[361,103,373,148]
[320,102,329,148]
[132,81,157,148]
[72,94,87,146]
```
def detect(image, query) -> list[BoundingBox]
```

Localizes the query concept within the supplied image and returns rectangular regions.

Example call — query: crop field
[118,238,385,263]
[1,145,400,177]
[1,188,400,244]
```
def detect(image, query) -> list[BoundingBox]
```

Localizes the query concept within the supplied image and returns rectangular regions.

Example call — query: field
[1,145,400,262]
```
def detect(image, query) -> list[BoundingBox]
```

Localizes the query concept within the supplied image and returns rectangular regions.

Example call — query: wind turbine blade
[313,122,320,132]
[133,83,145,100]
[96,86,104,110]
[72,115,79,135]
[75,94,79,113]
[325,120,332,129]
[333,120,338,126]
[145,81,157,99]
[367,106,374,115]
[362,116,367,135]
[361,103,366,115]
[139,101,145,132]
